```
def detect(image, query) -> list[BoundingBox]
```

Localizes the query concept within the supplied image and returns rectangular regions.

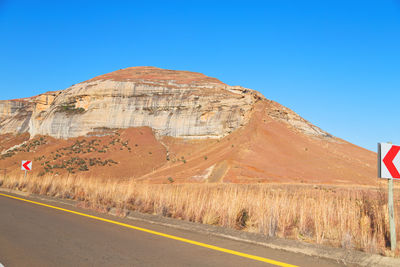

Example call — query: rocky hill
[0,67,377,185]
[1,67,260,139]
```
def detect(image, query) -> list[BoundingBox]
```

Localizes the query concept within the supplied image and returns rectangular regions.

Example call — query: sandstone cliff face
[0,66,332,141]
[0,91,61,135]
[30,81,257,139]
[0,99,32,134]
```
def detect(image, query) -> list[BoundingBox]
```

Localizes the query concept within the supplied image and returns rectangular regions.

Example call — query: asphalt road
[0,193,344,267]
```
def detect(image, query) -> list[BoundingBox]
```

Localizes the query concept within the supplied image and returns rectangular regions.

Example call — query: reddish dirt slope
[0,128,167,179]
[136,101,377,185]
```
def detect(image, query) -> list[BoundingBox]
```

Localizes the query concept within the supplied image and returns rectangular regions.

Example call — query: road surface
[0,192,343,267]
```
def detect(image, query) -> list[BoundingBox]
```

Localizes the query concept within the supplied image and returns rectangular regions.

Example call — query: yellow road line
[0,192,297,267]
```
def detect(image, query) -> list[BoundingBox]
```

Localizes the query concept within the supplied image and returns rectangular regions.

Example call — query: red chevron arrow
[383,145,400,178]
[22,161,31,171]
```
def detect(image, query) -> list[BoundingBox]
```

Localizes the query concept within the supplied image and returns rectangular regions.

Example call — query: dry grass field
[1,173,399,257]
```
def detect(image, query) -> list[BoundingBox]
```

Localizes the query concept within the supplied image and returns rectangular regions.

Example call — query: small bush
[57,104,86,115]
[235,209,249,230]
[79,165,89,171]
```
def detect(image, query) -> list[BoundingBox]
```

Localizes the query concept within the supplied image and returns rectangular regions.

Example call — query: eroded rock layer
[1,67,266,139]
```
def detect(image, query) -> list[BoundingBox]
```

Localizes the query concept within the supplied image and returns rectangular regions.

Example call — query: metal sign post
[378,142,399,251]
[388,177,396,251]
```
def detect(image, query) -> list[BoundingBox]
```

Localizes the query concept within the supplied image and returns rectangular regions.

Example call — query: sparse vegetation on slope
[57,103,86,115]
[0,136,128,175]
[1,136,47,159]
[1,174,399,257]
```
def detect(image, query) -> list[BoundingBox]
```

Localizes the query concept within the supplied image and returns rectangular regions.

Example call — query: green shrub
[79,165,89,171]
[57,104,86,115]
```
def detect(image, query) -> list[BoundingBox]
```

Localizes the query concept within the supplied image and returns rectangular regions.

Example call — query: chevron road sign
[21,160,32,171]
[378,143,400,179]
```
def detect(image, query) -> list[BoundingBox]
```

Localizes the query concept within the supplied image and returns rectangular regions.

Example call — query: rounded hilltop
[86,66,226,85]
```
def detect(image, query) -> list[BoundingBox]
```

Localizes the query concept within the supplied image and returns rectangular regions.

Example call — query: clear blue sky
[1,1,399,151]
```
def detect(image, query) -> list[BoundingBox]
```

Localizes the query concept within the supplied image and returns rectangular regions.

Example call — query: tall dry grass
[1,173,399,256]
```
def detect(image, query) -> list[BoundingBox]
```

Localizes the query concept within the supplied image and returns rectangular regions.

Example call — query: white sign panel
[378,143,400,179]
[21,160,32,171]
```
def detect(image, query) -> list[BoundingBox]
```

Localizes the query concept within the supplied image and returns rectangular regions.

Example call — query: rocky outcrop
[265,101,333,139]
[0,99,32,134]
[31,82,259,139]
[0,91,61,136]
[0,66,334,141]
